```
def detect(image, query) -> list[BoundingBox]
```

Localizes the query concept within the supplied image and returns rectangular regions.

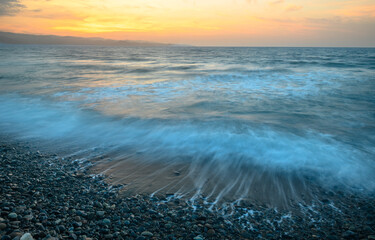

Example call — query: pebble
[204,223,212,229]
[342,230,356,238]
[0,223,6,230]
[8,213,17,219]
[207,229,215,235]
[102,219,111,225]
[141,231,153,237]
[165,223,172,229]
[20,233,34,240]
[23,215,33,221]
[96,211,105,217]
[0,142,374,240]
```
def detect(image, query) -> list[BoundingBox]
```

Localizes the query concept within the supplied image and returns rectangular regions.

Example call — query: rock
[102,219,111,225]
[69,233,77,240]
[0,223,6,230]
[141,231,153,237]
[20,233,34,240]
[326,235,339,240]
[8,213,17,219]
[9,231,23,238]
[73,221,82,227]
[204,223,213,229]
[1,235,11,240]
[368,236,375,240]
[241,231,252,238]
[207,229,215,235]
[96,211,105,217]
[165,223,172,229]
[342,230,356,239]
[57,225,66,233]
[23,215,33,221]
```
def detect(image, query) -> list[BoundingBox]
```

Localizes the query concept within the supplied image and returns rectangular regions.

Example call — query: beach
[1,139,375,240]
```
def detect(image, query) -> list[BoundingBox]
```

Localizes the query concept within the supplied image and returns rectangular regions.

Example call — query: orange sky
[0,0,374,46]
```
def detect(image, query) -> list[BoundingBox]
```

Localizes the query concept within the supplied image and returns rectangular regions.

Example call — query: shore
[1,140,375,240]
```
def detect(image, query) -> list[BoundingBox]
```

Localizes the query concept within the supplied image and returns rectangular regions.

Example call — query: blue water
[1,45,375,202]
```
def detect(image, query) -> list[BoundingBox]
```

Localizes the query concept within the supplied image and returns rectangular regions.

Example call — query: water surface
[1,45,374,206]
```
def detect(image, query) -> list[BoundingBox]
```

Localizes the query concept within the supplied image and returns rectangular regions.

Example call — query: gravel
[1,141,374,239]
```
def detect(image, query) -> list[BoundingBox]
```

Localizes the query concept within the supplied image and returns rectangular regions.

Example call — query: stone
[207,229,215,235]
[102,219,111,225]
[165,223,172,229]
[8,213,17,219]
[23,215,33,221]
[342,230,356,239]
[20,233,34,240]
[204,223,213,229]
[141,231,153,237]
[69,233,77,240]
[1,235,11,240]
[9,231,23,238]
[96,211,105,217]
[0,223,6,230]
[57,225,66,233]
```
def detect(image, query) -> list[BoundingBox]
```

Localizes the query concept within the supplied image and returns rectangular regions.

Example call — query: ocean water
[1,45,375,205]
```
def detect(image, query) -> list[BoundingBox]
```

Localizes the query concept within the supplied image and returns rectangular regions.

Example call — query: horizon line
[1,31,375,48]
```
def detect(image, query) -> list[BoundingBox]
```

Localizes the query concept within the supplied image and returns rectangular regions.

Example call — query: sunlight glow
[0,0,374,46]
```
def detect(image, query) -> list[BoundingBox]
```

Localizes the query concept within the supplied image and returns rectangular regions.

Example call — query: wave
[0,95,374,197]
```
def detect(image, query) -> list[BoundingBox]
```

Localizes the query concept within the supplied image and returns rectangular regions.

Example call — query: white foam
[0,95,374,193]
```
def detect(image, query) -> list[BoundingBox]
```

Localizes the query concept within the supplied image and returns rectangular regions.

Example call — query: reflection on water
[0,45,375,206]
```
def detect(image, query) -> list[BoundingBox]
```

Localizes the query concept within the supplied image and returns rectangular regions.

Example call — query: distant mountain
[0,31,172,47]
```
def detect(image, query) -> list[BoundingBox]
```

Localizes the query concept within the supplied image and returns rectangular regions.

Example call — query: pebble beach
[1,140,375,240]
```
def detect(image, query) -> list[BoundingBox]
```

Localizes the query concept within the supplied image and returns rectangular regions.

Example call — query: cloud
[334,4,375,18]
[286,5,302,12]
[0,0,25,16]
[269,0,284,5]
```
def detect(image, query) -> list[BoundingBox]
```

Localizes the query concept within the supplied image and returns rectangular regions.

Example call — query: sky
[0,0,374,46]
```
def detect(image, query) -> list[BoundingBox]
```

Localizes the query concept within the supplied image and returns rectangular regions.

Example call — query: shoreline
[1,140,375,239]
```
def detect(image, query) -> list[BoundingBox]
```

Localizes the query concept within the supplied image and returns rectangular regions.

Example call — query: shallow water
[1,45,375,205]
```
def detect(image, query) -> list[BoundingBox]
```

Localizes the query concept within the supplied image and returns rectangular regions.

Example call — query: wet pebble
[1,142,374,240]
[8,213,17,220]
[20,233,34,240]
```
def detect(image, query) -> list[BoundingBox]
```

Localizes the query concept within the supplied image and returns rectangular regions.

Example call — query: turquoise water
[1,45,375,201]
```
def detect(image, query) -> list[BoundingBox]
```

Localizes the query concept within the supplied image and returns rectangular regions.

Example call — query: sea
[1,45,375,206]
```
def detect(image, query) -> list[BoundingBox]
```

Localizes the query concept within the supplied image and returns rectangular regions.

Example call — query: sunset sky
[0,0,374,46]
